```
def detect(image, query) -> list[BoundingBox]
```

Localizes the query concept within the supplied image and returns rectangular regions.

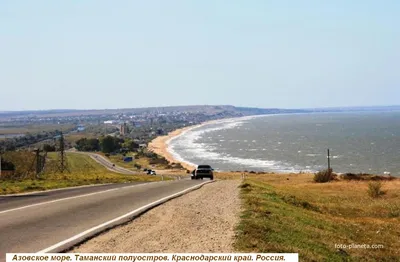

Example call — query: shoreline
[148,125,198,171]
[147,114,269,171]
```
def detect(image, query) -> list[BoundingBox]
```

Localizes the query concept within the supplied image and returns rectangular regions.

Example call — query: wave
[166,114,317,173]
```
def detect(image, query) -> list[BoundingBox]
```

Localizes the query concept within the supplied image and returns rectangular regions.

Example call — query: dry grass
[235,174,400,261]
[64,133,97,144]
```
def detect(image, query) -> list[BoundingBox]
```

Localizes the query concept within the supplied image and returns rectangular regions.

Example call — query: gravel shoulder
[70,180,241,253]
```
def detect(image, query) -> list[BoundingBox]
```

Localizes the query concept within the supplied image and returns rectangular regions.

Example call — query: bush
[314,168,334,183]
[1,159,15,171]
[42,144,56,152]
[342,173,394,181]
[172,163,184,169]
[281,195,320,212]
[368,181,385,198]
[240,183,251,189]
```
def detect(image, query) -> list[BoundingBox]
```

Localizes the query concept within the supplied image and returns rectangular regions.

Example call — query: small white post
[161,175,164,181]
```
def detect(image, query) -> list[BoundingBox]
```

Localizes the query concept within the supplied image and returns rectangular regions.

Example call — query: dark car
[191,165,214,180]
[147,169,156,175]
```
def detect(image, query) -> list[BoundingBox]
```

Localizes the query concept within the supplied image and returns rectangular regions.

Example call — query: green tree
[75,138,100,151]
[87,138,100,151]
[75,138,88,151]
[100,136,121,153]
[122,139,140,151]
[43,144,56,152]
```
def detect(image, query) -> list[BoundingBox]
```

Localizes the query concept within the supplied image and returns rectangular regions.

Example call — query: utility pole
[56,132,69,173]
[59,132,65,173]
[0,145,4,177]
[0,144,6,177]
[35,149,41,175]
[327,148,331,171]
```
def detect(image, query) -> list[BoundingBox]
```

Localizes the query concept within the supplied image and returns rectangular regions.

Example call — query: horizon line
[0,104,399,113]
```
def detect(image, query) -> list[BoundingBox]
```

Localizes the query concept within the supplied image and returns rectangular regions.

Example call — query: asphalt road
[0,179,206,260]
[70,151,140,175]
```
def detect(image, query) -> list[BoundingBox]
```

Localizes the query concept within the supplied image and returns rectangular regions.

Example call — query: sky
[1,0,399,111]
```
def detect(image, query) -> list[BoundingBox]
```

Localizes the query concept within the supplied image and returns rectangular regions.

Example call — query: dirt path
[70,180,241,253]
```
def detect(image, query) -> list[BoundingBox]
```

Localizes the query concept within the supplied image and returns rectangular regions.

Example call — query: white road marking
[36,181,212,253]
[1,183,115,197]
[0,183,152,215]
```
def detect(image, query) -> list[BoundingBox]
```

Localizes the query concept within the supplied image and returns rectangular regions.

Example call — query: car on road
[147,169,156,175]
[191,165,214,180]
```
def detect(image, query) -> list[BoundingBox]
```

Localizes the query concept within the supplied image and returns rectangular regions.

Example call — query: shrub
[239,183,251,189]
[387,204,400,218]
[368,181,385,198]
[314,168,334,183]
[172,163,184,169]
[342,173,395,181]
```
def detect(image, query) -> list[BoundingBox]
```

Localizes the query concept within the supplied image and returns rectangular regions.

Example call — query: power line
[56,132,69,173]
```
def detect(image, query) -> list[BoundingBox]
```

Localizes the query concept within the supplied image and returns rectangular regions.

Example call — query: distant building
[119,123,128,136]
[77,125,85,132]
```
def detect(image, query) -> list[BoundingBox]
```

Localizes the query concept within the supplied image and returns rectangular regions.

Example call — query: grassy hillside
[235,174,400,261]
[0,152,163,195]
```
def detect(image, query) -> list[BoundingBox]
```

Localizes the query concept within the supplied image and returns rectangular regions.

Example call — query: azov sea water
[167,111,400,176]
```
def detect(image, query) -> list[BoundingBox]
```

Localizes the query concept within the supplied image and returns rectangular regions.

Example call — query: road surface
[0,179,208,260]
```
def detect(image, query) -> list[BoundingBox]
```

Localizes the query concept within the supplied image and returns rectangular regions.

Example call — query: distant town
[0,105,310,151]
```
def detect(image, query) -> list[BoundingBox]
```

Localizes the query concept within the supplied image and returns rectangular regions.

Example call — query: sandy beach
[147,125,198,171]
[148,115,267,172]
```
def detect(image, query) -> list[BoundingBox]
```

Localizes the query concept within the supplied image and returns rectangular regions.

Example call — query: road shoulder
[70,180,241,252]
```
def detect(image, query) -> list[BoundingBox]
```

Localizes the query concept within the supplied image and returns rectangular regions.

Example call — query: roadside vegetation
[0,152,163,195]
[70,135,185,171]
[234,173,400,261]
[98,151,185,172]
[313,168,335,183]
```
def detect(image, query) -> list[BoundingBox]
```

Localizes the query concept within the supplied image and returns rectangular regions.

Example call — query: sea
[167,111,400,176]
